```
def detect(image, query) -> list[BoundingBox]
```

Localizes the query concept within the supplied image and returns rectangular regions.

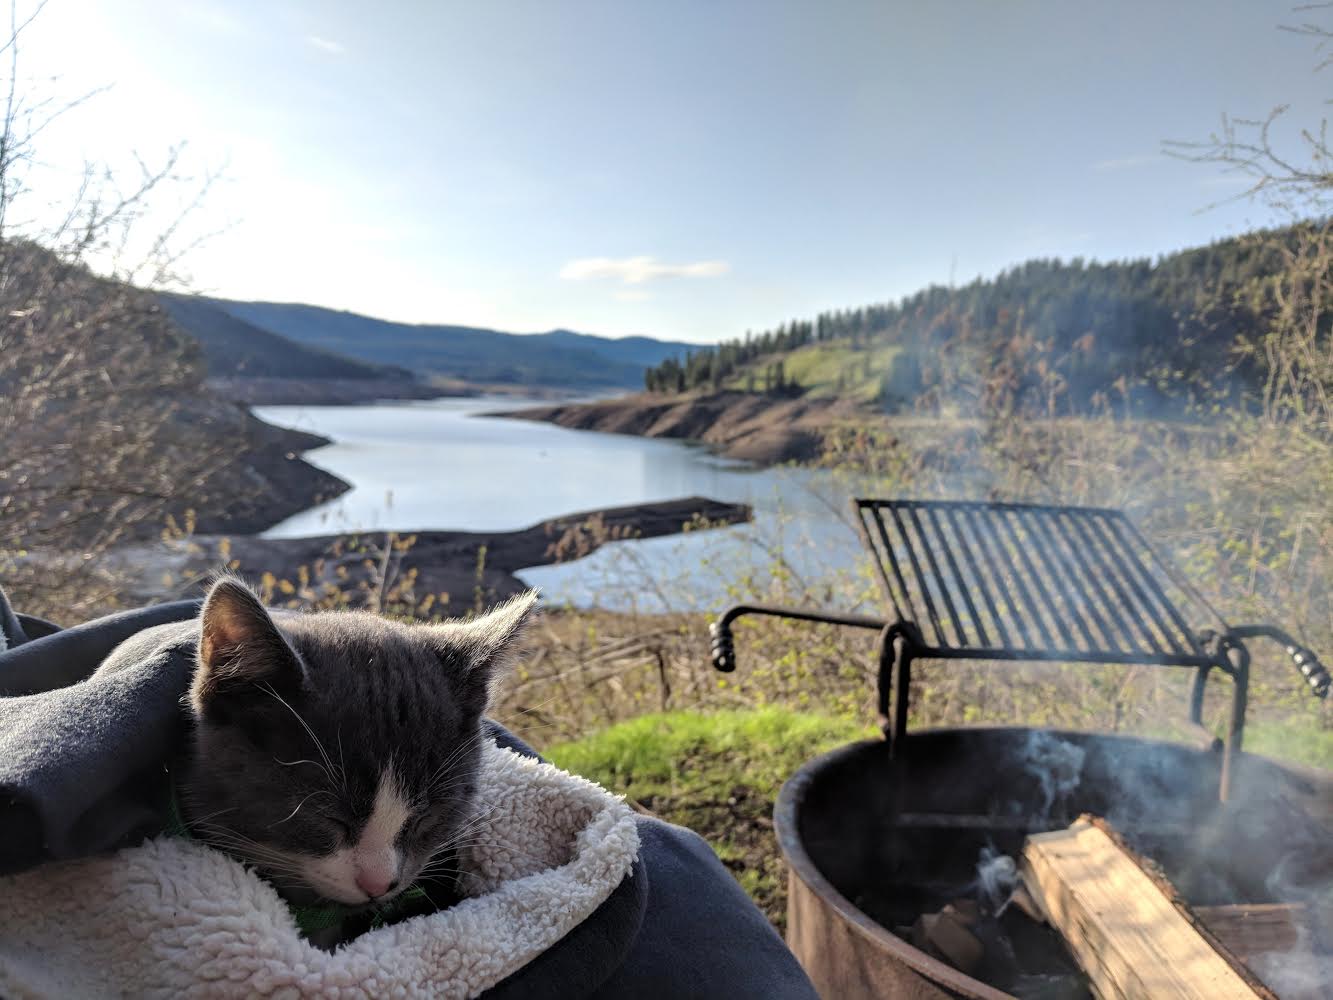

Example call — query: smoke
[974,845,1019,915]
[1019,731,1086,817]
[1260,850,1333,994]
[966,733,1089,917]
[1246,933,1333,1000]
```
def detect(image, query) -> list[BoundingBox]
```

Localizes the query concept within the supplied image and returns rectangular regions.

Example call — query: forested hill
[646,225,1312,413]
[210,299,700,390]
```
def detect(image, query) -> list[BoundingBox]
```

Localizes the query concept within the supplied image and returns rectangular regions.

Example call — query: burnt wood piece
[1194,904,1308,966]
[895,812,1191,837]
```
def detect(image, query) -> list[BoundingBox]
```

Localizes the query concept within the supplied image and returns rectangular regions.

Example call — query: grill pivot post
[877,623,922,759]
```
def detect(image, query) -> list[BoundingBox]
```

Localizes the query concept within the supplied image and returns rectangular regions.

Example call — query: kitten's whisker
[431,826,555,867]
[493,718,560,743]
[410,883,442,910]
[178,804,239,828]
[440,843,554,872]
[501,720,560,740]
[434,810,506,846]
[424,784,478,809]
[427,805,502,847]
[456,796,508,822]
[421,773,484,809]
[440,834,550,860]
[192,823,313,871]
[257,682,346,793]
[195,837,300,868]
[197,846,309,879]
[425,731,487,790]
[270,789,334,827]
[494,690,565,727]
[439,728,490,768]
[273,757,328,771]
[434,821,496,851]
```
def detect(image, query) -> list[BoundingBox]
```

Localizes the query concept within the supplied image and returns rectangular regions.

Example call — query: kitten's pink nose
[355,871,395,898]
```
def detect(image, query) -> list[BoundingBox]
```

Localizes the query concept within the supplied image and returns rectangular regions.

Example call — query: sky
[15,0,1333,343]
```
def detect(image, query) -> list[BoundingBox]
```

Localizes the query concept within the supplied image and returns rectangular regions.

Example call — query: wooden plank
[1021,818,1263,1000]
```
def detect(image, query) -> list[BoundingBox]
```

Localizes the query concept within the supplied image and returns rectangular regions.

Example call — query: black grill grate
[853,499,1218,666]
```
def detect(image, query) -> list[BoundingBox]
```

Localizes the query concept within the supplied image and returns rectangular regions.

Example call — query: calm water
[253,397,868,610]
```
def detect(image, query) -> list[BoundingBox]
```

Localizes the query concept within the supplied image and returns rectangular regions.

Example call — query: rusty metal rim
[774,726,1333,1000]
[775,737,1014,1000]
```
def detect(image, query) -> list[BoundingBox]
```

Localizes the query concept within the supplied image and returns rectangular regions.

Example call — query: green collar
[165,780,427,938]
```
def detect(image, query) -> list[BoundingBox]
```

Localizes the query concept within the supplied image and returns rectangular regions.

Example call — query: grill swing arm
[709,603,889,674]
[711,605,1240,749]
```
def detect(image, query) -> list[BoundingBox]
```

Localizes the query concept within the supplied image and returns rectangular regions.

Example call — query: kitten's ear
[192,577,303,721]
[431,590,540,713]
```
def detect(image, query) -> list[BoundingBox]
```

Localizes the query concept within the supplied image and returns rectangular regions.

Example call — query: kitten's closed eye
[324,816,355,841]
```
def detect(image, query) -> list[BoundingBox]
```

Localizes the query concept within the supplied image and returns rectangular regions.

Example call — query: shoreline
[108,496,752,608]
[208,376,461,407]
[209,376,628,408]
[495,389,867,466]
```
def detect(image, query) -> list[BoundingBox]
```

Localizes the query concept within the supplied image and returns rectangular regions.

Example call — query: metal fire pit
[775,729,1331,999]
[709,499,1331,999]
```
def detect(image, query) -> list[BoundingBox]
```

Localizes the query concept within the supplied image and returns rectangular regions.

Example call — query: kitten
[180,577,537,915]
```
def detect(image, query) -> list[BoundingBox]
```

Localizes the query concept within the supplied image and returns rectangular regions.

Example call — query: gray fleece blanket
[0,587,816,998]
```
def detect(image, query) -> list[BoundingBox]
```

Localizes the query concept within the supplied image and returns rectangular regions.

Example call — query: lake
[253,397,870,611]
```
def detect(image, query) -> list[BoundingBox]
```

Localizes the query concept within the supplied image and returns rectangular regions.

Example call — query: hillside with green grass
[647,223,1319,416]
[724,341,904,402]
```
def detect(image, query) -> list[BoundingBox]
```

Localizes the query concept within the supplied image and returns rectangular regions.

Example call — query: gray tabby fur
[177,576,539,914]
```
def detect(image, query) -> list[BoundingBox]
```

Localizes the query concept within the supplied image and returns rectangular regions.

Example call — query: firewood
[1194,903,1307,968]
[1021,818,1268,1000]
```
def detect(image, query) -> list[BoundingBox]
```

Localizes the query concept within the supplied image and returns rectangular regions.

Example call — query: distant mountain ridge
[158,294,413,381]
[201,297,702,390]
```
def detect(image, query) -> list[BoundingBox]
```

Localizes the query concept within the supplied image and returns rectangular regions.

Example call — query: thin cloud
[1092,153,1160,172]
[184,3,245,35]
[1199,172,1254,189]
[560,255,730,284]
[307,35,346,55]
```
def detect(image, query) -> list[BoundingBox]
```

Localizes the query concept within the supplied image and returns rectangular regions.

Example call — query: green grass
[546,708,872,928]
[1245,719,1333,771]
[724,340,902,402]
[1130,717,1333,775]
[546,707,872,799]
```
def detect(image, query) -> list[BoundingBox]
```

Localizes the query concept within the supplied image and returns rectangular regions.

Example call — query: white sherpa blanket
[0,743,640,999]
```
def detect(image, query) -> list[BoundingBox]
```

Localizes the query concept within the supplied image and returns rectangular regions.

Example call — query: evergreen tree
[641,224,1319,410]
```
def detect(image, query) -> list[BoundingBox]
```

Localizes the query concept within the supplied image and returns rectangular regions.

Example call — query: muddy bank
[185,407,352,537]
[110,496,751,608]
[498,390,866,465]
